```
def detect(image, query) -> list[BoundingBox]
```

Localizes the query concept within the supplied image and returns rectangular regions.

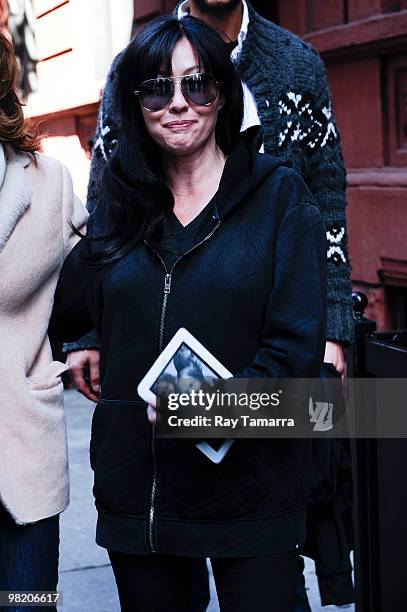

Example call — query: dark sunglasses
[134,72,220,112]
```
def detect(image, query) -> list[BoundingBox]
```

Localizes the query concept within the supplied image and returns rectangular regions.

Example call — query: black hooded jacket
[50,128,327,557]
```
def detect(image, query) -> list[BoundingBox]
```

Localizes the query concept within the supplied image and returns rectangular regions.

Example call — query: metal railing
[348,292,407,611]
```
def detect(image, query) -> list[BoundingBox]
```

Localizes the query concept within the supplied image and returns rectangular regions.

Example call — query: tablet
[137,328,234,464]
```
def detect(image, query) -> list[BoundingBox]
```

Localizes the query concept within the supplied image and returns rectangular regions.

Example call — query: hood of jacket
[215,126,286,219]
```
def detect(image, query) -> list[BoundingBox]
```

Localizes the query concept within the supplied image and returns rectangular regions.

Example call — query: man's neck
[188,1,243,43]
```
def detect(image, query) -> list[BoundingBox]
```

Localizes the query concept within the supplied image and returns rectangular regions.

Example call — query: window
[386,286,407,329]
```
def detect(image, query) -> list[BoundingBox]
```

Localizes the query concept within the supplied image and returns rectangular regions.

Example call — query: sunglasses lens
[137,74,218,110]
[139,79,173,111]
[183,74,218,105]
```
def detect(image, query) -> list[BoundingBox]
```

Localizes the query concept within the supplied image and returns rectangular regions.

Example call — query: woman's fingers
[67,350,100,402]
[147,404,157,424]
[88,351,101,395]
[324,341,346,376]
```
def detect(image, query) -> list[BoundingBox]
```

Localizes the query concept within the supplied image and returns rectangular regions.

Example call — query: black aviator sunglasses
[133,72,221,112]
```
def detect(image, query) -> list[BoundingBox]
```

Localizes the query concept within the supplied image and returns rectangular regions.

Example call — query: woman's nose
[168,81,189,112]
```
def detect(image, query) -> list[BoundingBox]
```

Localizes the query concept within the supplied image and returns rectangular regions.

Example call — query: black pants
[108,549,298,612]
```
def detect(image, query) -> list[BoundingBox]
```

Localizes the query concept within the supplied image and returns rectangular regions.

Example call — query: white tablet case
[137,328,234,464]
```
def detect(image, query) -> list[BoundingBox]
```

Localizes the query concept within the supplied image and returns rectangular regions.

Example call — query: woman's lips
[164,120,195,130]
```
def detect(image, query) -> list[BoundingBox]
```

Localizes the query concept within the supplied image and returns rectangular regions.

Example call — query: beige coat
[0,147,87,524]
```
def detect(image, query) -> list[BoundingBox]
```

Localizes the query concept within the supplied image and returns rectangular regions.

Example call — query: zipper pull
[164,273,172,294]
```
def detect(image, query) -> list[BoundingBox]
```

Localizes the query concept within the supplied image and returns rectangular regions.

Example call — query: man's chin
[192,0,242,17]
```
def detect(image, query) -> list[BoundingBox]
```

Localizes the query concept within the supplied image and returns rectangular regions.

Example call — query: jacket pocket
[23,361,69,509]
[159,439,270,520]
[25,361,67,432]
[160,438,309,521]
[90,399,151,517]
[27,360,68,391]
[26,360,67,419]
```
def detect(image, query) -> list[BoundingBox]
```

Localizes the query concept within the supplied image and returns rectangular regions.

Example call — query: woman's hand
[147,405,157,424]
[67,350,100,402]
[147,396,157,424]
[324,341,346,376]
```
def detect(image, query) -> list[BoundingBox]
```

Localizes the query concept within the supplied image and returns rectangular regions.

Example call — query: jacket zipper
[146,218,221,553]
[147,269,171,553]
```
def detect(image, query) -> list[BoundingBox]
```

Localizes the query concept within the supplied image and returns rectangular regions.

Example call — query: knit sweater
[84,1,353,345]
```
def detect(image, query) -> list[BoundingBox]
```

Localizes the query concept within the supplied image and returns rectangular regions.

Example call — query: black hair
[88,15,244,267]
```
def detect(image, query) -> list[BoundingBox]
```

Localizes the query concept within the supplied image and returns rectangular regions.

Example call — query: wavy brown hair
[0,30,41,154]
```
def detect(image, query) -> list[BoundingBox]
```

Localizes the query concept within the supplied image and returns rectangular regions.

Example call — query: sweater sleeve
[237,198,327,380]
[303,52,354,345]
[304,54,353,344]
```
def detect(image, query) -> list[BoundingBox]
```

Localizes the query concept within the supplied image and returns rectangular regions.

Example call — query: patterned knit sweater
[85,1,354,345]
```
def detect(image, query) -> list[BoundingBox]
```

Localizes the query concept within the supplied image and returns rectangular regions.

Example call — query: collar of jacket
[0,146,32,254]
[215,125,285,219]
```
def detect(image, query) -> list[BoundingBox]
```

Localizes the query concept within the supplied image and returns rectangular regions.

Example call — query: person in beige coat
[0,30,87,604]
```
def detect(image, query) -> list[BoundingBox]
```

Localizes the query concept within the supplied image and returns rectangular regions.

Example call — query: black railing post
[349,292,407,611]
[348,291,377,378]
[348,292,377,612]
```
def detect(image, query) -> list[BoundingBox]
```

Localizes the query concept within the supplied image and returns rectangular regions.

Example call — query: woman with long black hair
[50,16,326,611]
